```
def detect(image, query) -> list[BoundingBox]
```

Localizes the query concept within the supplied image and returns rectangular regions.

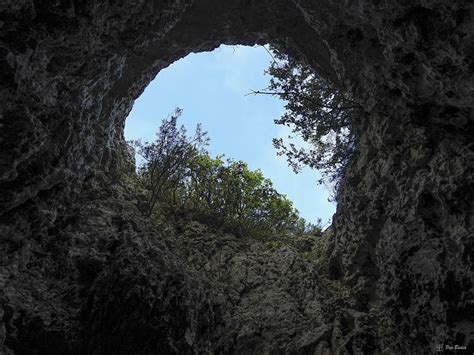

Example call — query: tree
[130,107,208,217]
[184,153,305,236]
[250,47,361,200]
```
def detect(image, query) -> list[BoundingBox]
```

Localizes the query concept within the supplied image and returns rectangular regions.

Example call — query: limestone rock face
[1,0,473,353]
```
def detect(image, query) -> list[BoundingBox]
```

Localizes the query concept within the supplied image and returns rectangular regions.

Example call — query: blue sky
[125,45,336,227]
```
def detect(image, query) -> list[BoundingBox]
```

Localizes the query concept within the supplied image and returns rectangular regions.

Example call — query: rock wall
[321,2,474,351]
[1,0,473,353]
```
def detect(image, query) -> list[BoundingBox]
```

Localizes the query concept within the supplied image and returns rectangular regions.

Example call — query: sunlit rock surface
[1,1,473,353]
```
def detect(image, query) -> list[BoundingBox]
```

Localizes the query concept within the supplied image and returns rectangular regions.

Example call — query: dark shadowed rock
[1,1,473,353]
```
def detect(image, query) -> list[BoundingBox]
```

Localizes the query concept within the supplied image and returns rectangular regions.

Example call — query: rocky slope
[1,0,473,353]
[1,175,381,354]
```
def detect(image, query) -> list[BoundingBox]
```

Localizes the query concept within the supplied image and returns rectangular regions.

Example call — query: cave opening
[124,44,336,227]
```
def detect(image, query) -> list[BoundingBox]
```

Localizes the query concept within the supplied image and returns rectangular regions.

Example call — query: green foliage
[303,219,323,236]
[181,153,306,236]
[253,47,361,200]
[130,108,209,217]
[268,240,286,249]
[131,108,309,237]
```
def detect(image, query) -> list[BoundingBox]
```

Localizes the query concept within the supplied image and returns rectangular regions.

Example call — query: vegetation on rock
[130,108,319,237]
